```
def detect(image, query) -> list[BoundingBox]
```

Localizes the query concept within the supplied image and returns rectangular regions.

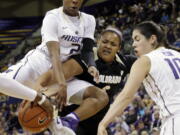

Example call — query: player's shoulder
[145,47,166,60]
[80,12,95,23]
[45,7,61,17]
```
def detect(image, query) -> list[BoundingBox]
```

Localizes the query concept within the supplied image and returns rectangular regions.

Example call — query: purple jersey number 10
[164,58,180,79]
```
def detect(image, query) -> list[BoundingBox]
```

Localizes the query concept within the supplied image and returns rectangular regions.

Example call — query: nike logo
[38,117,48,124]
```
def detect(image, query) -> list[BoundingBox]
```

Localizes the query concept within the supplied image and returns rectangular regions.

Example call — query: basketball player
[1,0,99,108]
[36,27,136,135]
[41,0,99,109]
[0,75,53,116]
[1,0,108,134]
[75,27,136,135]
[98,21,180,135]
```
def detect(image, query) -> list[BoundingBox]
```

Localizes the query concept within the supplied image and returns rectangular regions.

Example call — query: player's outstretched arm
[0,75,37,101]
[0,75,53,116]
[98,56,150,135]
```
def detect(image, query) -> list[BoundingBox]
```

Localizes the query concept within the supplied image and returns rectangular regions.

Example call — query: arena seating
[0,17,43,60]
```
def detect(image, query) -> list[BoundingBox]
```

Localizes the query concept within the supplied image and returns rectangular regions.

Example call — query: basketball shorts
[1,49,93,103]
[1,49,52,85]
[45,78,93,105]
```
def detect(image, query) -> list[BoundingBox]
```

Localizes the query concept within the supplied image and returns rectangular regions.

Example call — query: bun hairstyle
[134,21,180,52]
[101,27,123,47]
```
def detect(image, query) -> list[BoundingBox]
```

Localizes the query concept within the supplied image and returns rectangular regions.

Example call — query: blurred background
[0,0,179,134]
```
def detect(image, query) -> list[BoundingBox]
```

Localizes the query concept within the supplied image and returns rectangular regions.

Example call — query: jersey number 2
[164,58,180,79]
[70,43,81,54]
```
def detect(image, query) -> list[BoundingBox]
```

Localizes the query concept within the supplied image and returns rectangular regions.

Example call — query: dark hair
[101,27,123,48]
[134,21,180,52]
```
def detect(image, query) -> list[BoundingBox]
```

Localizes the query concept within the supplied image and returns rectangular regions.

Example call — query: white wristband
[38,95,46,105]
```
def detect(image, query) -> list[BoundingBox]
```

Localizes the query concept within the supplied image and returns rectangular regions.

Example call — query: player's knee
[96,89,109,106]
[84,86,109,106]
[63,59,83,80]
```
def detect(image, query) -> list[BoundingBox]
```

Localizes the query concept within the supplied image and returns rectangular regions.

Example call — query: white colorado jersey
[37,7,96,61]
[143,47,180,118]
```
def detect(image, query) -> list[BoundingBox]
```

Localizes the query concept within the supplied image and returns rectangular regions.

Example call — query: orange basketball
[18,100,53,133]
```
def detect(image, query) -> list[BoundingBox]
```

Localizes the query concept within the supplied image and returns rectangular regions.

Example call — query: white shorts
[1,49,72,83]
[66,78,93,105]
[1,49,93,103]
[1,49,51,84]
[160,115,180,135]
[43,78,93,105]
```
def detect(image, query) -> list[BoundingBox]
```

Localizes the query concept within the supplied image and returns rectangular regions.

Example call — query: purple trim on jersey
[148,73,172,115]
[162,51,174,56]
[144,77,158,98]
[13,50,35,79]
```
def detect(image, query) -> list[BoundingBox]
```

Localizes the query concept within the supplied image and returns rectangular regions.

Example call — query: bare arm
[98,56,151,135]
[47,41,67,109]
[47,41,66,86]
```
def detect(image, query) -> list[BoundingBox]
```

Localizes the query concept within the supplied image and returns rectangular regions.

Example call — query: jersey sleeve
[41,13,59,44]
[84,15,96,40]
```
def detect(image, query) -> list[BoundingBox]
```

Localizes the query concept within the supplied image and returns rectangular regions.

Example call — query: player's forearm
[81,51,96,67]
[81,38,96,67]
[100,91,134,127]
[51,55,66,85]
[36,70,52,87]
[47,41,66,85]
[0,76,37,101]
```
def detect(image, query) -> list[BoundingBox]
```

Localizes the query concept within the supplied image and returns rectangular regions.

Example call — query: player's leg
[35,57,84,88]
[71,86,109,121]
[48,79,108,134]
[63,58,84,80]
[0,49,53,100]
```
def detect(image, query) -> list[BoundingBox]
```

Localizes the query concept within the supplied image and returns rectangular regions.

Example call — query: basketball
[18,100,53,133]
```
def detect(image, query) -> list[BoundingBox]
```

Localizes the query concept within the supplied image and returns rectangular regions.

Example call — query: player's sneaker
[60,116,79,132]
[49,116,78,135]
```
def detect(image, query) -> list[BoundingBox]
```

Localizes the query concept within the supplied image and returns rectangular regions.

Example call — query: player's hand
[56,83,67,111]
[41,98,54,119]
[34,84,48,92]
[88,66,99,83]
[102,85,111,91]
[35,93,54,119]
[98,122,108,135]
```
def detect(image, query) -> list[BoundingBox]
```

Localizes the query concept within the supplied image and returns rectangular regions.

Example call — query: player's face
[132,29,154,57]
[98,31,120,63]
[63,0,83,16]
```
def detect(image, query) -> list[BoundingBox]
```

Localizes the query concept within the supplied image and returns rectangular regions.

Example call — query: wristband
[38,95,46,105]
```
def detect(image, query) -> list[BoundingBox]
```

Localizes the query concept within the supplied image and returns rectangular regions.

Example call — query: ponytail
[164,41,180,52]
[160,25,180,52]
